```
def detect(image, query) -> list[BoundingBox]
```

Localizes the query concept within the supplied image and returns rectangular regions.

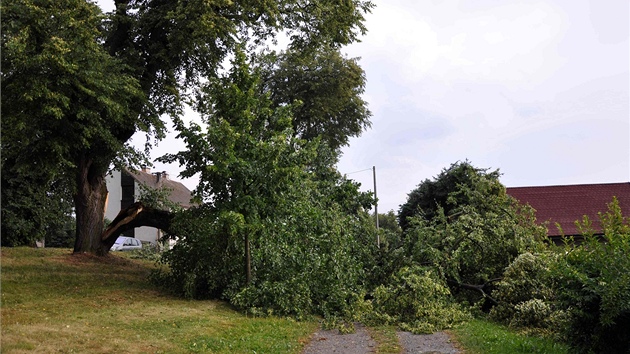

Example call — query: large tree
[2,0,373,255]
[150,53,378,320]
[2,0,148,253]
[161,49,315,284]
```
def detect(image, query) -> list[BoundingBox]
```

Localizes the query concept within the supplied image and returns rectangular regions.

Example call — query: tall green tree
[2,0,373,254]
[161,49,314,283]
[2,0,148,253]
[155,51,378,321]
[257,47,372,151]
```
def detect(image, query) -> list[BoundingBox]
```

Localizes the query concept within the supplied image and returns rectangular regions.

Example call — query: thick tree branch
[446,278,500,306]
[101,202,174,242]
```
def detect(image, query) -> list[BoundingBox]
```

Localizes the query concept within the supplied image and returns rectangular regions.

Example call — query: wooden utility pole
[373,166,380,247]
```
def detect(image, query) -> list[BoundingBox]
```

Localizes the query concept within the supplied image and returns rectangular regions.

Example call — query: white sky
[98,0,629,214]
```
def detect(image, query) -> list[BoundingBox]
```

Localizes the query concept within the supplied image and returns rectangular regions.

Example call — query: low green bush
[365,265,471,333]
[490,252,564,334]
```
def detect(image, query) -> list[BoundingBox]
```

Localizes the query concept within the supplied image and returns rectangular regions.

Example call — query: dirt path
[302,323,377,354]
[301,324,461,354]
[397,331,461,354]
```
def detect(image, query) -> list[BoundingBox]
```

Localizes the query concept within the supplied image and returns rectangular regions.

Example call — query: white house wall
[104,170,162,245]
[104,171,122,222]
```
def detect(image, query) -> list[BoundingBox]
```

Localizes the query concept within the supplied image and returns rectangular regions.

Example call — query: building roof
[506,182,630,237]
[126,169,193,209]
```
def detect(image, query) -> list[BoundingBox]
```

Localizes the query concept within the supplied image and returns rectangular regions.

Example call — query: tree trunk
[245,233,251,285]
[73,157,109,255]
[72,153,176,255]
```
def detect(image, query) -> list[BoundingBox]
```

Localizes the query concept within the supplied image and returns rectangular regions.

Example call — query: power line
[345,168,372,175]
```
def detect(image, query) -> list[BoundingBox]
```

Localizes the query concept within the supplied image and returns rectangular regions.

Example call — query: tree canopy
[1,0,374,253]
[398,161,503,230]
[258,47,371,151]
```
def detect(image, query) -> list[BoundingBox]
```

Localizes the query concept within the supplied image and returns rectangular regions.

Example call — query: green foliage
[401,162,546,303]
[365,266,471,334]
[378,210,402,236]
[258,47,372,151]
[126,241,164,262]
[153,52,378,322]
[2,0,374,254]
[136,183,182,212]
[229,196,376,319]
[551,198,630,354]
[44,216,76,248]
[490,252,564,333]
[1,168,74,247]
[2,0,149,171]
[1,0,152,252]
[487,198,630,353]
[398,161,502,230]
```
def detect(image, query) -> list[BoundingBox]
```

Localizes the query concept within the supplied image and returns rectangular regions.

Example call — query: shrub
[490,252,563,333]
[551,198,630,353]
[399,162,547,306]
[366,266,471,333]
[153,185,378,322]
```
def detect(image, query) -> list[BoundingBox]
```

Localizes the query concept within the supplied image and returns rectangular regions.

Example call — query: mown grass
[1,247,317,353]
[451,318,569,354]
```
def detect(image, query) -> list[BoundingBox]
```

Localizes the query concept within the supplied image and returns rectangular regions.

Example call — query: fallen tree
[399,161,548,308]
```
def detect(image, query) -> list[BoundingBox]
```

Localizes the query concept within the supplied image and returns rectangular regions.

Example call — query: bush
[366,266,471,333]
[490,252,564,333]
[398,162,547,306]
[551,198,630,353]
[153,184,379,322]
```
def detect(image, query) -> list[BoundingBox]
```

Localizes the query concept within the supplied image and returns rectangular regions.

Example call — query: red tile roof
[506,183,630,237]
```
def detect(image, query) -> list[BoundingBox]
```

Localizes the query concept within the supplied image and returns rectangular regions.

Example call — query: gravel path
[301,325,461,354]
[398,331,461,354]
[301,323,377,354]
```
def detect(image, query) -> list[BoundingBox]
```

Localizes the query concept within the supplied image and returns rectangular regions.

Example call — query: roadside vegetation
[4,162,627,353]
[2,247,573,353]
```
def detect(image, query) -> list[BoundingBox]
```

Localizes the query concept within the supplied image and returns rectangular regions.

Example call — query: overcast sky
[98,0,629,214]
[338,0,629,213]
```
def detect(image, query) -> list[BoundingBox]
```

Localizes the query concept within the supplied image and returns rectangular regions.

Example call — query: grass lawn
[451,318,569,354]
[1,247,317,353]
